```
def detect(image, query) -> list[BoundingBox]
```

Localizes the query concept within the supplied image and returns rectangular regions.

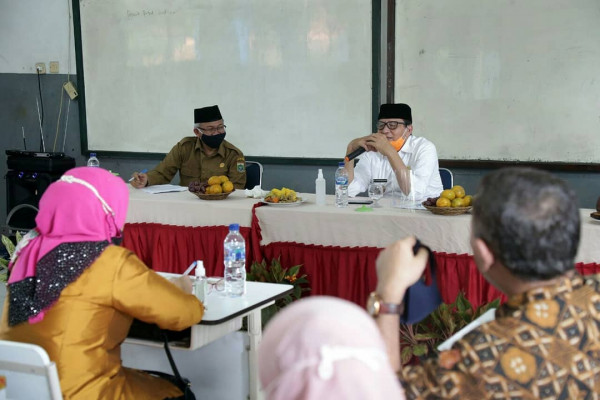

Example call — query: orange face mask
[390,136,407,152]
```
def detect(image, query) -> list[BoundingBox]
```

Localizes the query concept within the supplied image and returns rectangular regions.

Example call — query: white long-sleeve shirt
[347,135,443,202]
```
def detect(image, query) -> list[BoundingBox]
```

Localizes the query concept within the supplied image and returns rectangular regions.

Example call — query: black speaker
[5,171,59,230]
[5,151,76,231]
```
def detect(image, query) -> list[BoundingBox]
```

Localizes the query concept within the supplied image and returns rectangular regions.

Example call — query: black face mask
[201,132,226,149]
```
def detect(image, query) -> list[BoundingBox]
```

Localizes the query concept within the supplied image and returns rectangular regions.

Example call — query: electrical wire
[62,98,71,152]
[54,0,75,152]
[36,68,44,134]
[53,87,65,152]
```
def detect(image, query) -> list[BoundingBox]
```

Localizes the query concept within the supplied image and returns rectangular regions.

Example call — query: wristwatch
[366,291,403,317]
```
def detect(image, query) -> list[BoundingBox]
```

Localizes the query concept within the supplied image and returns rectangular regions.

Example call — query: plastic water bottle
[315,168,326,206]
[87,153,100,167]
[335,162,349,208]
[193,260,207,303]
[223,223,246,297]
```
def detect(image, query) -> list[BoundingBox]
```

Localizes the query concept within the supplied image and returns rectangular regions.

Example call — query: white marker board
[77,0,373,158]
[395,0,600,163]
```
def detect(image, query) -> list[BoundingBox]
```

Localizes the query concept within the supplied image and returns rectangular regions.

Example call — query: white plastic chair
[0,340,63,399]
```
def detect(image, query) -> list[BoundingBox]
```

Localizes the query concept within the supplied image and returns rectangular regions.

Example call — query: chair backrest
[439,168,453,190]
[0,340,63,400]
[244,161,264,190]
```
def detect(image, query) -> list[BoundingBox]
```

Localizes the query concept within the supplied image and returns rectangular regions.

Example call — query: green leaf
[414,333,441,340]
[2,235,16,258]
[413,344,428,356]
[401,346,414,365]
[287,264,301,276]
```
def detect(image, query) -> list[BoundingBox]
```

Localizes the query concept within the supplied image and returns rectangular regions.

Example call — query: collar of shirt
[399,134,416,155]
[499,273,585,316]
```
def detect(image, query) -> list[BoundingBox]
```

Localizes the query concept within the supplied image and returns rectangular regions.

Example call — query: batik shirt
[400,274,600,399]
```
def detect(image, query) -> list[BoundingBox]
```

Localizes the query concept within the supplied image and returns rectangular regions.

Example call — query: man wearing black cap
[130,105,246,189]
[345,103,442,202]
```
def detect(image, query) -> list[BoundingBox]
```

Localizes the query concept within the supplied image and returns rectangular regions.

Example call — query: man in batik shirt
[371,167,600,399]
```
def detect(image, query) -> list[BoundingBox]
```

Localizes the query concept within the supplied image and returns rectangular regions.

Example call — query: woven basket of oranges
[188,175,235,200]
[422,185,473,216]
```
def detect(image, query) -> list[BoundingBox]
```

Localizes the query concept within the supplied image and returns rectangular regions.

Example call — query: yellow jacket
[0,245,204,399]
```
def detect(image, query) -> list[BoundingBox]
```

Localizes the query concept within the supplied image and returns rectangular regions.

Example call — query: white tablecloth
[126,186,260,227]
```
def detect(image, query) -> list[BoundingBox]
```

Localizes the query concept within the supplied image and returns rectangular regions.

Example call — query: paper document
[393,202,426,210]
[142,184,188,194]
[437,308,497,351]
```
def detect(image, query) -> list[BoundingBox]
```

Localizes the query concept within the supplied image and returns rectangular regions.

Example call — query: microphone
[344,147,366,162]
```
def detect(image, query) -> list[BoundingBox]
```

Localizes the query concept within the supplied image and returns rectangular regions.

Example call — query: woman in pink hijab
[259,296,405,400]
[0,167,203,400]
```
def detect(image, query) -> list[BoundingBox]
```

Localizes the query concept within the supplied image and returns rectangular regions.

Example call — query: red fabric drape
[122,223,251,276]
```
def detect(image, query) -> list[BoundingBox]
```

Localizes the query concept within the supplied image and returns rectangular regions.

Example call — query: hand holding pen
[129,168,148,188]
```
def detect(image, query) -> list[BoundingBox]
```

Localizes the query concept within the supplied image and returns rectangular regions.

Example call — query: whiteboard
[77,0,372,158]
[394,0,600,163]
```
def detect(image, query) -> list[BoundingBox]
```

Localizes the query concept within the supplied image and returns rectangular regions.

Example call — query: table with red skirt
[122,187,600,308]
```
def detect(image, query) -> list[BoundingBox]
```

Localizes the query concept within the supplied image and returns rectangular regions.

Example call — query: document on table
[437,308,497,351]
[142,184,188,194]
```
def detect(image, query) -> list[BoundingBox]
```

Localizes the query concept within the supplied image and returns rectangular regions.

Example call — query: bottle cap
[338,161,345,167]
[90,153,96,157]
[317,169,323,178]
[195,260,205,277]
[229,223,240,231]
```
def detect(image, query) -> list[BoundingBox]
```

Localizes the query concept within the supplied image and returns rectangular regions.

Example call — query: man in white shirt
[345,103,443,202]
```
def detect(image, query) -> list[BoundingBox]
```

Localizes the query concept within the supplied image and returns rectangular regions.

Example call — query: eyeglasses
[207,277,225,294]
[377,121,407,131]
[199,124,226,135]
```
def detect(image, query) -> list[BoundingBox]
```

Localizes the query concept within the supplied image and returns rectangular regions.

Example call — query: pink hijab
[8,167,129,323]
[258,296,406,400]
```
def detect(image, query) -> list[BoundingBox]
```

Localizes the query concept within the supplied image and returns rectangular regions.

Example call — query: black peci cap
[194,105,223,123]
[378,103,412,123]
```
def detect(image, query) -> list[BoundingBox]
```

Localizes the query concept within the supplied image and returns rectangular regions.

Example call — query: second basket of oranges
[422,185,472,215]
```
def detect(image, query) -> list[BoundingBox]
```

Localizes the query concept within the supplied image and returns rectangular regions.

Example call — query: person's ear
[193,128,201,137]
[472,237,495,274]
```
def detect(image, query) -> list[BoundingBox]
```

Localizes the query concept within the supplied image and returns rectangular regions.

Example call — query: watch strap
[379,301,403,315]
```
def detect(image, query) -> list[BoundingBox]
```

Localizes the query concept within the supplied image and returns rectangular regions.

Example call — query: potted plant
[246,257,310,327]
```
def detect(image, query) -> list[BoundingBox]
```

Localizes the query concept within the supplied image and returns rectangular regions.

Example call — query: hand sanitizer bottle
[315,169,326,206]
[194,260,207,303]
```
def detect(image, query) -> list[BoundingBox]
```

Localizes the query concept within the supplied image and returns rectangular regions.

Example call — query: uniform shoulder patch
[237,157,246,172]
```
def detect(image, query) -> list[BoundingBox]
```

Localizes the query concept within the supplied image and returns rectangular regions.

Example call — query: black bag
[144,332,196,400]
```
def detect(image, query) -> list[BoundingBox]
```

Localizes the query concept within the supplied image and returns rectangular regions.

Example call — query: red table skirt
[122,223,251,277]
[123,222,600,308]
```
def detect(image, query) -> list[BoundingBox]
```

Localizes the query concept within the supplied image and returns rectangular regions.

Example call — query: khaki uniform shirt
[147,137,246,189]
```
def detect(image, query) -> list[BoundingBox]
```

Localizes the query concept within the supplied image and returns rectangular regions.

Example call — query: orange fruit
[452,185,465,199]
[436,197,451,207]
[209,184,222,194]
[208,176,221,186]
[451,198,465,207]
[440,189,456,201]
[463,195,473,206]
[221,181,234,193]
[219,175,229,183]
